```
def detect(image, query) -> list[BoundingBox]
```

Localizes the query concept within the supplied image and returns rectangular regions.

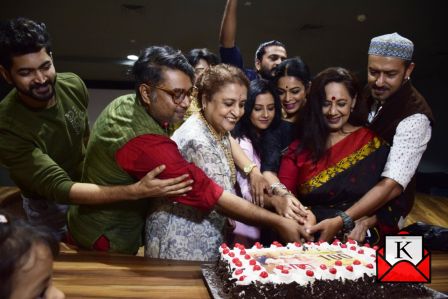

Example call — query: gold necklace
[198,112,236,185]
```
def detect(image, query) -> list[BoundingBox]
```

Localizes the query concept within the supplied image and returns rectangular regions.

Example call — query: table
[53,251,209,299]
[53,250,448,298]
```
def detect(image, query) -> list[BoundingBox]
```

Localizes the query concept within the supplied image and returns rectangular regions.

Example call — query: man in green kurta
[0,18,192,240]
[68,45,308,255]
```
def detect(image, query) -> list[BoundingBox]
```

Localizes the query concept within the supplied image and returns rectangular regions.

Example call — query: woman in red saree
[278,67,404,245]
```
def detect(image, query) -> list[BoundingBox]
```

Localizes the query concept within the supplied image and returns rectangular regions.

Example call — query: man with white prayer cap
[361,32,434,241]
[307,32,434,244]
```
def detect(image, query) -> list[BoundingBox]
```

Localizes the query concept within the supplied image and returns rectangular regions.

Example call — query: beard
[370,73,407,101]
[258,65,276,80]
[16,76,56,102]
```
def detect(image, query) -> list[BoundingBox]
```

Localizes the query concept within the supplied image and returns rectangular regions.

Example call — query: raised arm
[219,0,238,47]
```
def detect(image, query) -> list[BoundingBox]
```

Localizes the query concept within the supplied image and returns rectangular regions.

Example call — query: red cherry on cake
[320,264,327,270]
[346,265,354,272]
[229,252,235,257]
[244,254,251,260]
[306,270,314,277]
[373,245,379,250]
[335,260,343,266]
[239,275,247,281]
[249,259,256,265]
[353,260,361,265]
[221,243,228,249]
[350,246,356,251]
[364,243,371,248]
[332,239,341,245]
[281,269,289,274]
[294,242,302,247]
[253,265,261,271]
[240,249,246,255]
[235,269,244,275]
[340,243,347,248]
[255,242,263,249]
[298,264,306,269]
[276,265,284,270]
[329,268,337,274]
[347,239,356,244]
[260,271,269,278]
[223,248,230,254]
[358,249,364,254]
[232,258,242,267]
[366,263,374,269]
[272,241,282,247]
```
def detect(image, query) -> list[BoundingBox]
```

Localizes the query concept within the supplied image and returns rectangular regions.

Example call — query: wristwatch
[243,163,257,176]
[336,211,355,233]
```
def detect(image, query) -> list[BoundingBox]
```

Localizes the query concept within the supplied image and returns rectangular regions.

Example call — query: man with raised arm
[68,46,309,254]
[219,0,287,81]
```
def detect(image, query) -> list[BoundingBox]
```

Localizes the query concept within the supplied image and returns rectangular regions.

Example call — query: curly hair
[196,63,249,107]
[0,17,52,70]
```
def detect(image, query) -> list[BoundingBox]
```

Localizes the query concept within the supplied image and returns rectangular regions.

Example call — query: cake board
[201,264,448,299]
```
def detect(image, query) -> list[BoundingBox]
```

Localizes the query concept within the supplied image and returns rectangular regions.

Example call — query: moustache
[372,85,388,92]
[30,82,51,90]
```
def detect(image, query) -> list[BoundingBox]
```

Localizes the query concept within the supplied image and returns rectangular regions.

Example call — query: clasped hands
[306,214,378,243]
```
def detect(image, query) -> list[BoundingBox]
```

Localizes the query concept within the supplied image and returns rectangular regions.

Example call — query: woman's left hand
[306,216,343,242]
[248,168,269,207]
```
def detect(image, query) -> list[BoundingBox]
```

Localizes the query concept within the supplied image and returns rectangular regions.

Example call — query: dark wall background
[1,0,447,188]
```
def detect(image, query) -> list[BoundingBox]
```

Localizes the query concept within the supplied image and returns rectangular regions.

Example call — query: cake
[215,240,431,298]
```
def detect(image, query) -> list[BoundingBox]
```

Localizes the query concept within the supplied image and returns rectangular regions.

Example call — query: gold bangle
[243,163,257,176]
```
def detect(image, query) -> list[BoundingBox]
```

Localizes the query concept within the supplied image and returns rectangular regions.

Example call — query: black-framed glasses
[147,84,196,104]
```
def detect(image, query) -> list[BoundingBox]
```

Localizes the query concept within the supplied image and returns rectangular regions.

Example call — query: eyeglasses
[147,84,196,105]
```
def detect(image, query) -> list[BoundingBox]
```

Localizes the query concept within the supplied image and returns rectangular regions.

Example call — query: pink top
[230,137,261,246]
[236,137,261,202]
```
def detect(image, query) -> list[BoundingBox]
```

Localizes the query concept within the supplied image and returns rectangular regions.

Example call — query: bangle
[243,163,257,176]
[270,182,289,195]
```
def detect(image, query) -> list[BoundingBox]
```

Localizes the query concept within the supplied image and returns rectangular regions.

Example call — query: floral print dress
[145,113,235,261]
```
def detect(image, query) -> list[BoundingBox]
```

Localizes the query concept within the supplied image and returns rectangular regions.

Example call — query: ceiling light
[127,54,138,61]
[357,14,367,22]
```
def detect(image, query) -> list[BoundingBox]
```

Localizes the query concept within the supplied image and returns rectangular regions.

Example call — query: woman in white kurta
[145,64,249,261]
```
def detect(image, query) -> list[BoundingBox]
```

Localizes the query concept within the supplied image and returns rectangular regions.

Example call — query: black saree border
[299,137,384,195]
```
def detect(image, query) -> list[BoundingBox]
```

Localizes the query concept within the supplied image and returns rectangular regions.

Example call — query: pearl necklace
[198,112,236,185]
